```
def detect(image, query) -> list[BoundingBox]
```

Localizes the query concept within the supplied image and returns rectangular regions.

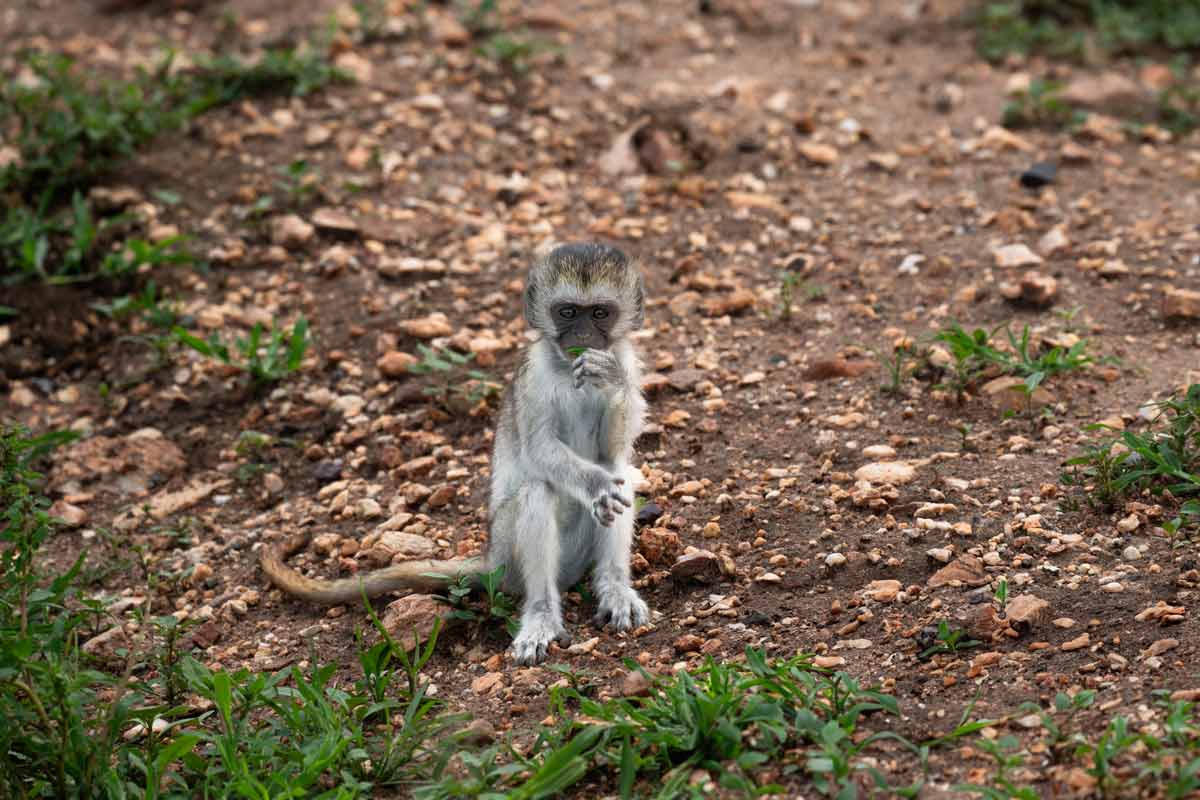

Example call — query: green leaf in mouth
[566,346,588,357]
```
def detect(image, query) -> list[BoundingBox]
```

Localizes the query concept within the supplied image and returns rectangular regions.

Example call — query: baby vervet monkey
[262,242,650,664]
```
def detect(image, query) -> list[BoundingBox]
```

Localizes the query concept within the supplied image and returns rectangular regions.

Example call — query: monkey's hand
[573,349,626,392]
[586,470,631,527]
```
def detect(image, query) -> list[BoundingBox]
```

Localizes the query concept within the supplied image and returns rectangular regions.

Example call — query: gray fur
[260,243,650,665]
[490,243,649,664]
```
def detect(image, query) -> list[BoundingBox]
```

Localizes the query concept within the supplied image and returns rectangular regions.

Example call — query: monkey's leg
[590,472,649,631]
[504,482,572,665]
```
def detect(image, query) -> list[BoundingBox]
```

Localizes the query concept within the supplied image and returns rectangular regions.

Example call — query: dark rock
[636,501,664,526]
[1019,161,1057,189]
[313,461,343,483]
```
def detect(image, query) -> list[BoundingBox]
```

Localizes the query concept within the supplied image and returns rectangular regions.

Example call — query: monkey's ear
[630,273,646,330]
[523,282,539,329]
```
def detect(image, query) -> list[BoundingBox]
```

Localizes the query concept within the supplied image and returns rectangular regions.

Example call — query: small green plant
[93,281,181,329]
[434,565,519,638]
[477,32,548,74]
[186,46,350,105]
[1159,63,1200,133]
[959,689,1200,799]
[778,267,802,320]
[976,0,1200,63]
[934,324,999,401]
[276,158,321,208]
[955,735,1041,799]
[1063,384,1200,532]
[976,2,1200,134]
[975,3,1085,62]
[919,620,982,660]
[477,566,520,637]
[454,0,550,73]
[880,341,915,394]
[351,0,393,42]
[93,282,185,371]
[174,316,310,389]
[458,0,499,36]
[408,345,502,409]
[99,235,193,280]
[234,430,273,458]
[933,321,1093,403]
[777,262,824,321]
[1002,79,1083,129]
[0,428,472,796]
[1,191,193,285]
[993,577,1009,616]
[956,422,976,453]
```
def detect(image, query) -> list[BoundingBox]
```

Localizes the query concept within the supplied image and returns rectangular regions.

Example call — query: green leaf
[287,317,309,371]
[153,732,201,774]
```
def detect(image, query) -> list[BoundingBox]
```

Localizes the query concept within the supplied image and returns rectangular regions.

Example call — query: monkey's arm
[520,413,622,507]
[597,344,646,465]
[261,531,484,605]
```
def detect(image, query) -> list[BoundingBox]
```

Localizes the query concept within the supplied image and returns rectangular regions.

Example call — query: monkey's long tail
[260,531,486,605]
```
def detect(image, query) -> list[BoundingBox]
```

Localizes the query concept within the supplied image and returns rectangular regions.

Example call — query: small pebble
[1019,161,1057,189]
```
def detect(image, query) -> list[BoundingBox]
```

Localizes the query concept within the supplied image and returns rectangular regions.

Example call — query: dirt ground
[4,0,1200,795]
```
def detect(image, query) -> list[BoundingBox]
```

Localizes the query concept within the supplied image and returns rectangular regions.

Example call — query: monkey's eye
[592,307,609,320]
[558,306,577,320]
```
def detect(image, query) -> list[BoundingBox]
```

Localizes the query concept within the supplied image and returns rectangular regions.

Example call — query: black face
[551,301,619,354]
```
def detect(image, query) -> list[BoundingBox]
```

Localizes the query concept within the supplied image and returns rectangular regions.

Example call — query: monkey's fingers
[592,499,617,526]
[607,490,632,508]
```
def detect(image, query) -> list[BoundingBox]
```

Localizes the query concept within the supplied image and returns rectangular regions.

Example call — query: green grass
[933,321,1094,404]
[408,344,502,409]
[777,267,824,322]
[0,44,347,289]
[976,1,1200,133]
[522,649,913,798]
[1002,79,1085,129]
[918,620,982,660]
[1063,383,1200,534]
[173,317,310,389]
[959,689,1200,799]
[976,1,1200,62]
[1,426,920,798]
[454,0,553,74]
[0,53,185,204]
[9,423,1200,797]
[435,564,520,638]
[0,423,470,798]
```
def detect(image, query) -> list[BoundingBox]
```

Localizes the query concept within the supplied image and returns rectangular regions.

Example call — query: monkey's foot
[594,587,649,631]
[511,615,571,665]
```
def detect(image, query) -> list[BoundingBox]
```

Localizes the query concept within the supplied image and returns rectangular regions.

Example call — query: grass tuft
[1063,383,1200,535]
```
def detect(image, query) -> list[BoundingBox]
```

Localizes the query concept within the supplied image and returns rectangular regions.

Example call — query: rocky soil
[4,0,1200,794]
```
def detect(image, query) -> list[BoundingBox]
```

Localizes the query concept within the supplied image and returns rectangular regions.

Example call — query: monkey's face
[524,243,645,356]
[550,300,619,354]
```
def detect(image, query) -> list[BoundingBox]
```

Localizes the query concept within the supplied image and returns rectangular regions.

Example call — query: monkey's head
[524,243,645,358]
